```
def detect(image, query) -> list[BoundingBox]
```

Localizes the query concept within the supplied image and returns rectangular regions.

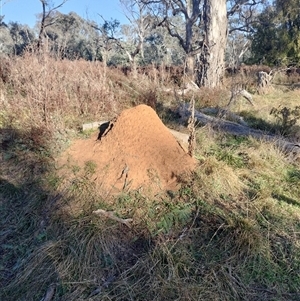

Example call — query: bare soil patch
[58,104,196,195]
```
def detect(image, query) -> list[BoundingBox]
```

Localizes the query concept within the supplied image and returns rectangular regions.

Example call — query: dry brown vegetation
[1,52,300,301]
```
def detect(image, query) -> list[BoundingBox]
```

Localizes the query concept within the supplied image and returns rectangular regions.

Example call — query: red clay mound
[60,104,196,194]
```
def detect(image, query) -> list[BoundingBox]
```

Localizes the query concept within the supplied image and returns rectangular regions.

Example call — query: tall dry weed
[2,52,139,131]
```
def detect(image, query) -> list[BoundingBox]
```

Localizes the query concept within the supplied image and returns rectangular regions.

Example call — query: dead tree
[37,0,68,51]
[120,0,152,78]
[257,71,273,94]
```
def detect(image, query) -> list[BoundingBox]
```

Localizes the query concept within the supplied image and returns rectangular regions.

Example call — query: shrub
[270,105,300,136]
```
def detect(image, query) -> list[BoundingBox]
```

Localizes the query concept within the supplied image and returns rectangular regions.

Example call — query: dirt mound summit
[60,104,196,194]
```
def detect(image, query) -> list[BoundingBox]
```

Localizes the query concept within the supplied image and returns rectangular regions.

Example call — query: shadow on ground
[0,126,153,300]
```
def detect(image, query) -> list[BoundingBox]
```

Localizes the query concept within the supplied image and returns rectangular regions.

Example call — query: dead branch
[93,209,133,227]
[200,107,248,126]
[227,88,254,108]
[178,103,300,159]
[40,283,56,301]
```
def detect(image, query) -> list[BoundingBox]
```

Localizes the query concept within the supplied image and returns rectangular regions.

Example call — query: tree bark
[37,0,47,51]
[196,0,227,87]
[185,53,195,79]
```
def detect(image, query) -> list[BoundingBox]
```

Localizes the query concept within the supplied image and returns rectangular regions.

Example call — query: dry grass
[1,53,300,301]
[1,53,169,134]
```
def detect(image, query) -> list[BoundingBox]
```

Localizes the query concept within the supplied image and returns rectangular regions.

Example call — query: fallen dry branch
[93,209,133,227]
[178,103,300,159]
[238,89,254,105]
[227,88,254,107]
[40,284,56,301]
[162,80,200,96]
[200,107,248,126]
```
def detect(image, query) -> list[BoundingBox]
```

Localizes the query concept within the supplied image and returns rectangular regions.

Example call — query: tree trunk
[196,0,227,88]
[37,0,47,51]
[125,50,138,79]
[185,54,195,79]
[131,58,138,79]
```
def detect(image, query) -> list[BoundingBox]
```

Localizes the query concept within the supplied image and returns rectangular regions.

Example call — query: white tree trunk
[196,0,227,88]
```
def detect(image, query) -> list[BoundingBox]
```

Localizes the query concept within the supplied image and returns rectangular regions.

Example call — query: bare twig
[93,209,133,227]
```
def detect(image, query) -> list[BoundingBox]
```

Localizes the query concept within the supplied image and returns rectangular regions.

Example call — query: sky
[0,0,128,28]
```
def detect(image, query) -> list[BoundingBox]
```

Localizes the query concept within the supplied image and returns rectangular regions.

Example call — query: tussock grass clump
[1,54,300,301]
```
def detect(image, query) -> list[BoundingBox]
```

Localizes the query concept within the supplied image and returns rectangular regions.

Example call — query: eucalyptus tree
[90,18,122,66]
[0,19,14,54]
[226,0,263,68]
[0,21,35,55]
[141,0,264,87]
[143,17,186,65]
[139,0,226,87]
[116,0,155,76]
[43,12,101,60]
[250,0,300,66]
[37,0,68,51]
[117,5,182,68]
[9,22,35,55]
[226,31,251,71]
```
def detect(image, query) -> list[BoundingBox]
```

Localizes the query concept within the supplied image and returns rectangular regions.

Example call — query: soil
[58,104,196,195]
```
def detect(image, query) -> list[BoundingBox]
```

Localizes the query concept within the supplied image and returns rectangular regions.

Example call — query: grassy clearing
[1,53,300,300]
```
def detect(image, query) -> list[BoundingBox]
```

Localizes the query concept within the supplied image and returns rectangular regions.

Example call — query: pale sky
[0,0,127,28]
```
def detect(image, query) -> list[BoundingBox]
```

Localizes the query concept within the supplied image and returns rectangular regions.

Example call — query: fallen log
[200,107,248,126]
[178,103,300,159]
